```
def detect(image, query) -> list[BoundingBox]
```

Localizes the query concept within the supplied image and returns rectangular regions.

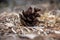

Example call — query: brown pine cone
[19,7,41,26]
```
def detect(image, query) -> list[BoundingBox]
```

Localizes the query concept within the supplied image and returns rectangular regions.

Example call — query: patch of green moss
[0,2,8,8]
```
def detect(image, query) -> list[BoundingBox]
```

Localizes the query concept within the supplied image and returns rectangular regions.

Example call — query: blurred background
[0,0,60,12]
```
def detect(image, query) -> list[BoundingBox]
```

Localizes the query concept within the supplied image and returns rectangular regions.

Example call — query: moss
[0,0,8,8]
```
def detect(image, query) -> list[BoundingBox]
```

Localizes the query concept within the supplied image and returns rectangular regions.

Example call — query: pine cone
[19,7,41,26]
